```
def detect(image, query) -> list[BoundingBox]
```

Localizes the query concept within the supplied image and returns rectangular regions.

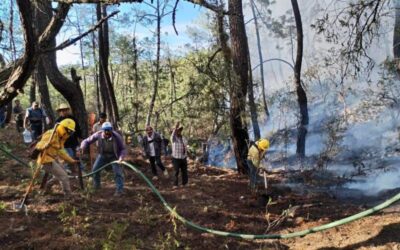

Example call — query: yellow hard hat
[59,118,76,131]
[257,139,270,150]
[56,103,70,111]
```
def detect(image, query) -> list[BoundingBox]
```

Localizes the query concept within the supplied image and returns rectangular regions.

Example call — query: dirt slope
[0,127,399,249]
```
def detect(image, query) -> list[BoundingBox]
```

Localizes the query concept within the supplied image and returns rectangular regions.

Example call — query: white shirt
[147,134,155,157]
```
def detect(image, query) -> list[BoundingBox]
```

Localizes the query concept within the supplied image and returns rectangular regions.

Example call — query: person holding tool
[34,118,80,199]
[247,138,270,194]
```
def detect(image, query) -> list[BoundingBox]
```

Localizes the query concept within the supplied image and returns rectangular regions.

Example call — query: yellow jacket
[247,144,266,168]
[36,125,75,165]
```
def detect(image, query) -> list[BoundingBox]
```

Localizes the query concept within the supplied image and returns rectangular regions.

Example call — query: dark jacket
[55,115,82,149]
[142,132,163,157]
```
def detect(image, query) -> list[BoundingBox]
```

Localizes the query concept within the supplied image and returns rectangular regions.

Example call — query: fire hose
[1,145,400,239]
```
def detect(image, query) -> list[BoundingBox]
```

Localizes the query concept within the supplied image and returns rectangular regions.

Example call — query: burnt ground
[0,128,399,249]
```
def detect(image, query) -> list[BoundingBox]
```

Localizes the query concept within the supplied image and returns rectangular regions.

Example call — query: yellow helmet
[257,139,270,151]
[59,118,75,131]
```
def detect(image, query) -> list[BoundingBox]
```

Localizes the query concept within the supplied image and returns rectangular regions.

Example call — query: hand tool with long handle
[15,124,58,211]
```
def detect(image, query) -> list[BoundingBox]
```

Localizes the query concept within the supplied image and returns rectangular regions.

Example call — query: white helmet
[101,122,113,131]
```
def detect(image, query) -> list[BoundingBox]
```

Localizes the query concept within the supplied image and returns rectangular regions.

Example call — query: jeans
[172,158,188,186]
[92,154,124,192]
[148,156,165,176]
[31,123,42,141]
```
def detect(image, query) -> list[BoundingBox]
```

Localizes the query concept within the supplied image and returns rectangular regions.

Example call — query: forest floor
[0,128,400,250]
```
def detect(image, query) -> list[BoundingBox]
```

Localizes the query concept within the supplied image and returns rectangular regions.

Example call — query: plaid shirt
[171,129,187,159]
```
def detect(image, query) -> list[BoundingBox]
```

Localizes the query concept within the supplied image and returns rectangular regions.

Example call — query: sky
[56,0,205,66]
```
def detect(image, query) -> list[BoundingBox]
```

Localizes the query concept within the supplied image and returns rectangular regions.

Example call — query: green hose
[1,146,400,239]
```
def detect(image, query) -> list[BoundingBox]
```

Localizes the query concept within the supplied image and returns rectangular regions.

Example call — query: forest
[0,0,399,249]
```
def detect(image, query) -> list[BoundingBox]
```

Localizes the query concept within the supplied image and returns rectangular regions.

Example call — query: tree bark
[394,1,400,75]
[145,0,162,126]
[29,81,36,104]
[0,1,71,108]
[33,0,88,137]
[0,0,36,107]
[34,61,55,126]
[97,3,119,125]
[247,48,260,140]
[250,0,269,117]
[291,0,309,157]
[33,1,55,126]
[228,0,250,174]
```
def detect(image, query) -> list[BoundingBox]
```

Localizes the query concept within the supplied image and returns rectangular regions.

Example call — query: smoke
[345,165,400,195]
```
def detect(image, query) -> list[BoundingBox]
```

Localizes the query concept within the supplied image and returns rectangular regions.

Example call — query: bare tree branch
[52,0,143,3]
[44,10,120,52]
[172,0,179,35]
[185,0,228,14]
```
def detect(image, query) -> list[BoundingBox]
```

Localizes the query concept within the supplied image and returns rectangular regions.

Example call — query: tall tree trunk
[228,0,250,174]
[75,9,87,99]
[34,60,55,126]
[250,0,269,117]
[132,36,140,131]
[145,0,162,126]
[32,1,54,126]
[9,0,17,61]
[97,3,119,125]
[29,81,36,104]
[91,22,101,115]
[247,50,260,140]
[34,0,88,137]
[167,55,175,117]
[394,1,400,75]
[291,0,308,157]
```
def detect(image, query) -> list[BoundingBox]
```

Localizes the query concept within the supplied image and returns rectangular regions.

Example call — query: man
[55,103,82,173]
[80,122,126,197]
[171,122,188,188]
[24,101,47,140]
[13,99,24,132]
[142,125,168,180]
[35,118,79,199]
[247,138,270,193]
[92,112,107,134]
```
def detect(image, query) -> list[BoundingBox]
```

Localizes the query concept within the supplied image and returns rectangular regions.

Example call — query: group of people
[17,98,270,200]
[27,102,189,200]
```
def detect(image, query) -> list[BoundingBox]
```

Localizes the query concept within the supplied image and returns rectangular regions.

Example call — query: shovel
[14,124,58,211]
[14,164,42,211]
